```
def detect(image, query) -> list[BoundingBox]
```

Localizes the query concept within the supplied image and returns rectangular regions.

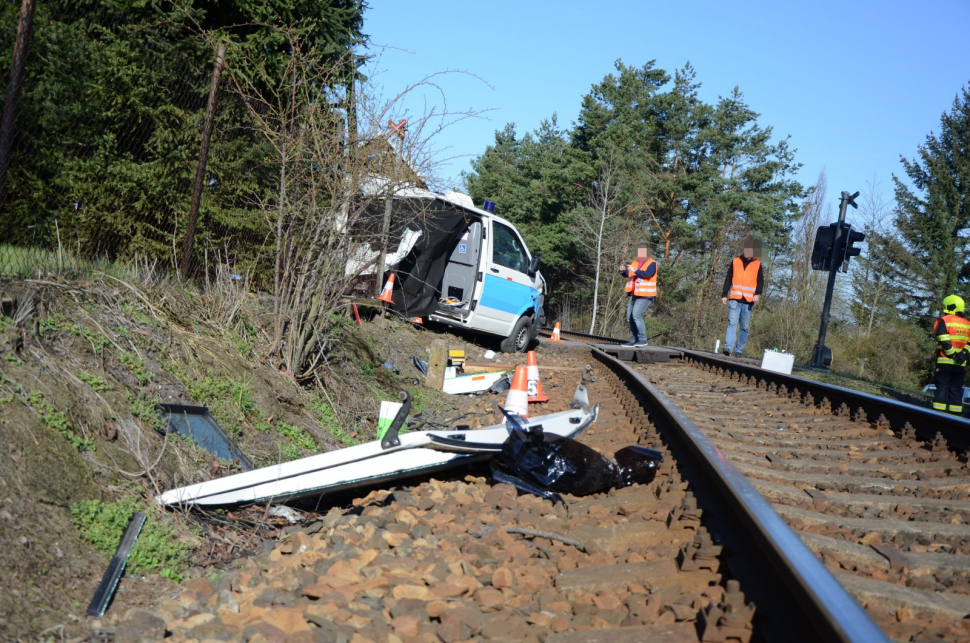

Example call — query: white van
[348,188,546,352]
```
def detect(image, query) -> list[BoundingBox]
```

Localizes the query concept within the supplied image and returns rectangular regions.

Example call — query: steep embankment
[0,274,479,639]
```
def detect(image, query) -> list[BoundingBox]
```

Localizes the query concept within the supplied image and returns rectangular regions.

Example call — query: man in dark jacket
[721,237,764,357]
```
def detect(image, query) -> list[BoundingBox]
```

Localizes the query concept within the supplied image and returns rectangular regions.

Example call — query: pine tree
[893,85,970,321]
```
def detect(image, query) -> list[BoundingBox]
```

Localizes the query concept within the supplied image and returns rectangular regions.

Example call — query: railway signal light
[811,224,839,271]
[838,225,865,272]
[809,190,859,369]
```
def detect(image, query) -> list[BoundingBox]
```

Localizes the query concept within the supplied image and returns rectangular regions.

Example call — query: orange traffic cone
[549,322,564,342]
[504,365,529,419]
[526,351,549,402]
[411,317,423,324]
[375,273,395,304]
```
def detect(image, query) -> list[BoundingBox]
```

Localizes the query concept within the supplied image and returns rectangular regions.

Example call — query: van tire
[500,316,533,353]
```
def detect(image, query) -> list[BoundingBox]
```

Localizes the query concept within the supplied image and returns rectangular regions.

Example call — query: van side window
[492,222,529,273]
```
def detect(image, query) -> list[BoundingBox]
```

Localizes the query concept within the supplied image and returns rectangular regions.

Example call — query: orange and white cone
[526,351,549,402]
[549,322,564,342]
[375,273,395,304]
[504,365,529,419]
[411,317,423,324]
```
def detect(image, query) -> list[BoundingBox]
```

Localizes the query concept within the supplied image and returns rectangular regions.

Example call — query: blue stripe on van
[479,274,538,316]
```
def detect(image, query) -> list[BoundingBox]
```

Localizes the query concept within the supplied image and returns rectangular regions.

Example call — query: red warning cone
[375,273,395,304]
[549,322,564,342]
[504,365,529,419]
[526,351,549,402]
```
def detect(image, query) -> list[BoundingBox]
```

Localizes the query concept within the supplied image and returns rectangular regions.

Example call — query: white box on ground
[761,350,795,375]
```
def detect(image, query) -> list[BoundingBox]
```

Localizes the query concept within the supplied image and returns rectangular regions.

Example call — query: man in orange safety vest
[721,237,763,357]
[619,243,657,347]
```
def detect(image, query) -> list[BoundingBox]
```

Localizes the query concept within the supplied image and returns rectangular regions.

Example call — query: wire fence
[0,1,277,285]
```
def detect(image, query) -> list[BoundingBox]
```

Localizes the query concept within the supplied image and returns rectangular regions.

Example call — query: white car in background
[921,384,970,406]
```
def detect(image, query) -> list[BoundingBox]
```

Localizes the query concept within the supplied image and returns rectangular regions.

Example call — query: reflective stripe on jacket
[935,314,970,366]
[728,257,760,302]
[623,259,657,297]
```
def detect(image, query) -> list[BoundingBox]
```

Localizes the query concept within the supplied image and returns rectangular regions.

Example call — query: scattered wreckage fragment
[157,386,599,508]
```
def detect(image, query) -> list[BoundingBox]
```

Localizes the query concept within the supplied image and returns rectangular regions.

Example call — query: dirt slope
[0,274,507,639]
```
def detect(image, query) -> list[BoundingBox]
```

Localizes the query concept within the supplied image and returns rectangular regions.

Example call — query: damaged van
[347,187,545,352]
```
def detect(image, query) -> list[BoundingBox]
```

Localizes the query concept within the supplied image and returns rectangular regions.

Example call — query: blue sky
[362,1,970,224]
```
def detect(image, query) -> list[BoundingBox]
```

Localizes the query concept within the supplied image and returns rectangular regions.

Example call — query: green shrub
[70,495,190,581]
[183,373,258,437]
[273,439,303,462]
[276,420,316,455]
[76,370,109,392]
[311,397,355,447]
[129,391,165,432]
[119,351,152,384]
[27,391,94,451]
[37,314,68,337]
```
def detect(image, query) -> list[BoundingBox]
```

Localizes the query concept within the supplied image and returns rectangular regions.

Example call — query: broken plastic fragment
[268,505,303,524]
[412,357,428,375]
[489,374,512,394]
[377,396,409,441]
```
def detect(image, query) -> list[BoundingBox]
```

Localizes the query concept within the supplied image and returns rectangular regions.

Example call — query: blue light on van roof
[483,201,496,212]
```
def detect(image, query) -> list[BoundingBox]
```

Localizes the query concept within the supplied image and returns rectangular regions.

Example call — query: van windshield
[493,222,529,273]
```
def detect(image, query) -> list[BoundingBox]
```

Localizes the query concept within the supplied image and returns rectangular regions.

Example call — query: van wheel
[500,316,533,353]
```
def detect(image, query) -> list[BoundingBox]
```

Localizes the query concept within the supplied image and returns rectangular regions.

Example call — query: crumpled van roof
[358,175,502,220]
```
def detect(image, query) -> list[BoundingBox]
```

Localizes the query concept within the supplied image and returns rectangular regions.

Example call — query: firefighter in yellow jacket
[932,295,970,415]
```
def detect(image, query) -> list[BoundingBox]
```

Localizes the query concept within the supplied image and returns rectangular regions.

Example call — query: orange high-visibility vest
[935,314,970,366]
[624,259,657,298]
[728,257,760,302]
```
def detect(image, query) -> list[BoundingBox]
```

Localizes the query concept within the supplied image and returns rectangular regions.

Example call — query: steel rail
[538,326,626,344]
[591,347,889,643]
[680,349,970,452]
[541,324,970,450]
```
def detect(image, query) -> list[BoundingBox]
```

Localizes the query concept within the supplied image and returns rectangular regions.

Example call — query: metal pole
[810,191,851,369]
[0,0,36,202]
[181,43,226,279]
[374,123,404,296]
[346,52,357,148]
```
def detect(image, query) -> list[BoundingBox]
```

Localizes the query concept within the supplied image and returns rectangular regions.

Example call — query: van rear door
[473,220,540,334]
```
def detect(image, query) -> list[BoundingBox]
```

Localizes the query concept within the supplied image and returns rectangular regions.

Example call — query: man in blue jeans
[619,244,657,347]
[721,238,763,357]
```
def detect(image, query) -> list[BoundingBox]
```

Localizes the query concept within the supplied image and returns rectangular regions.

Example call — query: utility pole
[181,43,226,280]
[809,190,859,369]
[374,119,406,296]
[346,52,357,149]
[0,0,36,202]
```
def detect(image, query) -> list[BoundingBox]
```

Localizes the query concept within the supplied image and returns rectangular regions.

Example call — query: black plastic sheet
[491,426,662,499]
[615,445,664,487]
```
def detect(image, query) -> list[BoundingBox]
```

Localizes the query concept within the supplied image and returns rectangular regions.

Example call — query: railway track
[109,332,970,641]
[543,326,970,639]
[112,342,755,643]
